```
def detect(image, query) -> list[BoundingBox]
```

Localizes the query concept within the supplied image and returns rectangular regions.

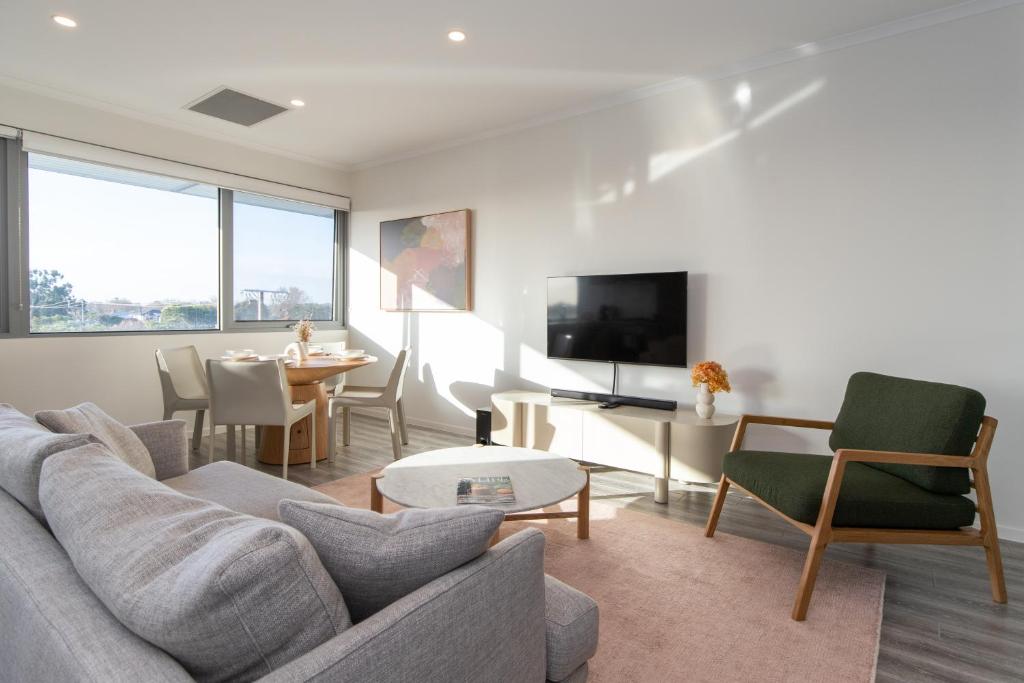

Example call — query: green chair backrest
[829,372,984,494]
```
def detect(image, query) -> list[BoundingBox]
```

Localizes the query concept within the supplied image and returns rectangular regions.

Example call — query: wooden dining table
[258,355,377,465]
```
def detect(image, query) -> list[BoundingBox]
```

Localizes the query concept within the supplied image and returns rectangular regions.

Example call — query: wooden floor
[192,413,1024,682]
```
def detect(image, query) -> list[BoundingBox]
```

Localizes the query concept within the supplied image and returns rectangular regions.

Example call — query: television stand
[491,391,737,504]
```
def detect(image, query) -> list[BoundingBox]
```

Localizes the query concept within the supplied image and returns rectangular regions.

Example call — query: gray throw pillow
[0,403,92,520]
[279,499,504,622]
[40,447,351,683]
[35,402,156,478]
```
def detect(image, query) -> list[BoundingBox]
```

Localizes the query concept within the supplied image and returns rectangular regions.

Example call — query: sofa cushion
[39,447,351,683]
[279,499,504,622]
[163,460,339,521]
[0,403,91,521]
[36,402,156,478]
[829,372,983,494]
[0,487,193,682]
[544,576,599,682]
[723,450,977,529]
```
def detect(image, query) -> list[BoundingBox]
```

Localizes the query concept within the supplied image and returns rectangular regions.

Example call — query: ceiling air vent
[186,87,287,127]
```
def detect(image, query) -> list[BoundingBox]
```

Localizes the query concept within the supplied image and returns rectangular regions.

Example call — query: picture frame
[379,209,472,312]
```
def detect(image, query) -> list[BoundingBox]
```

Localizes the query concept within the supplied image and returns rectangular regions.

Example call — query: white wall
[348,7,1024,537]
[0,84,352,426]
[0,330,346,426]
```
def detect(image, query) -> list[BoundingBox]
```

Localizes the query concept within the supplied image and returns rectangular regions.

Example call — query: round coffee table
[370,446,591,539]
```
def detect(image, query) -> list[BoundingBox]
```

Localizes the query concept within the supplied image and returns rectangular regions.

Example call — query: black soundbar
[550,388,677,411]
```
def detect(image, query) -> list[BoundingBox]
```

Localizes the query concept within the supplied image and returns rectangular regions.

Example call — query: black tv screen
[547,271,687,367]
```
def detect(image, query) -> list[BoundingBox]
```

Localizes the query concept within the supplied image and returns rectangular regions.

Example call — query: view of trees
[28,269,329,332]
[234,285,333,322]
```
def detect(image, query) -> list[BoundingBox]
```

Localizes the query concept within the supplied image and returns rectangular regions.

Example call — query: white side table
[491,391,738,504]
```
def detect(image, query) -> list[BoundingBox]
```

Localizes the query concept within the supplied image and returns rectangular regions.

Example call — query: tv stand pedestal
[490,391,738,503]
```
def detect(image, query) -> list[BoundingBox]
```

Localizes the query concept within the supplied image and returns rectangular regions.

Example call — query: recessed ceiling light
[447,29,466,43]
[52,15,78,28]
[290,99,306,107]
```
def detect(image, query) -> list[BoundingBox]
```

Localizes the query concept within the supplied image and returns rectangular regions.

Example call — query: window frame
[3,151,346,338]
[0,138,10,335]
[220,188,345,333]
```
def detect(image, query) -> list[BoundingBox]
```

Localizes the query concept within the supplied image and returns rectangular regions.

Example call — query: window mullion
[219,188,233,332]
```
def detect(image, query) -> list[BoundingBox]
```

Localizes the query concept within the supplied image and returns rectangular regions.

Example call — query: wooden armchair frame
[704,414,1006,620]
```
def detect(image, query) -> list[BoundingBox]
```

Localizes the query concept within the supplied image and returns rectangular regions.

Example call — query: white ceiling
[0,0,971,169]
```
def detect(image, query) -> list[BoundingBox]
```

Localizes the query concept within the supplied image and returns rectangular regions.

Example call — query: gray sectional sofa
[0,406,598,682]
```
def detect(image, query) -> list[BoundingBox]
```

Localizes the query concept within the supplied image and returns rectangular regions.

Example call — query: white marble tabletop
[376,446,587,514]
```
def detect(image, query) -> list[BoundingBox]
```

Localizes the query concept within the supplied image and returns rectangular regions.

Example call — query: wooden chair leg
[396,399,409,445]
[984,541,1008,604]
[793,533,829,621]
[704,474,730,537]
[192,410,204,454]
[975,467,1008,603]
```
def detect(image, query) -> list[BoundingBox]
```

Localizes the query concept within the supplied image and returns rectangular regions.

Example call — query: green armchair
[705,371,1006,620]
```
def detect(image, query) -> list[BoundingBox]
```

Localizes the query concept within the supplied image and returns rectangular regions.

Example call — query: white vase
[285,341,309,361]
[696,382,715,419]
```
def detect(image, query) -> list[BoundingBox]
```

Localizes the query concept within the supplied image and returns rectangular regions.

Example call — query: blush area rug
[314,473,885,682]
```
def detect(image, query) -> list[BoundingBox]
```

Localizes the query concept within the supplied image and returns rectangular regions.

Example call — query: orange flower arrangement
[691,361,731,393]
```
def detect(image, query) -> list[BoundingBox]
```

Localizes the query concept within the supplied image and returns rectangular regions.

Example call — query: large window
[7,145,346,336]
[28,154,219,333]
[232,191,336,322]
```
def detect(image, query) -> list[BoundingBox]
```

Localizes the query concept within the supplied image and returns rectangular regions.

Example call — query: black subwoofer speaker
[475,407,492,445]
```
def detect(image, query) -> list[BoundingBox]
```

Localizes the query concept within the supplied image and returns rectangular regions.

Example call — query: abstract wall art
[379,209,472,311]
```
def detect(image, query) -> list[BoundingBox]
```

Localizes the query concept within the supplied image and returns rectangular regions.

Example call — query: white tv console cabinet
[490,391,738,503]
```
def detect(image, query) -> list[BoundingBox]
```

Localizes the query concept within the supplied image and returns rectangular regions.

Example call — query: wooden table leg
[577,466,590,540]
[370,473,384,513]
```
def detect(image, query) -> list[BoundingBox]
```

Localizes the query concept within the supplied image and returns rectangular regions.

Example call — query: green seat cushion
[723,450,976,530]
[829,372,984,494]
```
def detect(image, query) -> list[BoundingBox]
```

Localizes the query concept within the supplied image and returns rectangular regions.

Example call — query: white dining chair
[205,358,316,481]
[328,348,410,460]
[319,341,348,397]
[155,346,209,454]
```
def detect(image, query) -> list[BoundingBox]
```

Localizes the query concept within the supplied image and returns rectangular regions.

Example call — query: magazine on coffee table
[457,476,516,505]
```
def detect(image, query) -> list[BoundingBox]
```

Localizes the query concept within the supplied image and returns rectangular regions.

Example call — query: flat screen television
[547,271,687,367]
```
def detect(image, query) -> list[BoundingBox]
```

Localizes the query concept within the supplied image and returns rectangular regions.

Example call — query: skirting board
[346,407,475,438]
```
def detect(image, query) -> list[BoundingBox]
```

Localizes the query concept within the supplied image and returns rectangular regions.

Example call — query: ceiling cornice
[352,0,1024,172]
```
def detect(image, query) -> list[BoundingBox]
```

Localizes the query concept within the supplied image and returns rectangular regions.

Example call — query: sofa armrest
[259,529,548,683]
[130,420,188,480]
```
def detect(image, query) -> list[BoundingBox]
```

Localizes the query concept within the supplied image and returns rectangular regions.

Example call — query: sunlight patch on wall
[647,129,741,183]
[747,79,825,130]
[417,313,504,416]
